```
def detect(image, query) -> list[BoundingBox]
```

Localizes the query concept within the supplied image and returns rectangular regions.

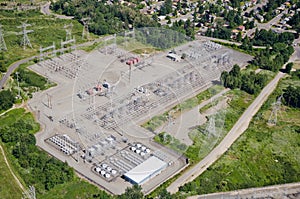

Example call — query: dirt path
[0,104,29,194]
[0,143,26,193]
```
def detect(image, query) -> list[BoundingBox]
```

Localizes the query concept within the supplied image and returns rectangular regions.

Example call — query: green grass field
[178,76,300,197]
[0,144,23,199]
[40,179,112,199]
[152,88,254,164]
[0,9,94,72]
[0,108,40,133]
[185,89,254,163]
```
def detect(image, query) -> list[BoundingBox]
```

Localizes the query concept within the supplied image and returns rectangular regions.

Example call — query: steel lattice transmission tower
[17,22,34,49]
[205,114,216,137]
[64,23,73,41]
[81,17,90,40]
[268,95,283,126]
[0,24,7,51]
[22,185,36,199]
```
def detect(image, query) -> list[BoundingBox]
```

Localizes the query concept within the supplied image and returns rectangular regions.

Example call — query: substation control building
[123,156,168,185]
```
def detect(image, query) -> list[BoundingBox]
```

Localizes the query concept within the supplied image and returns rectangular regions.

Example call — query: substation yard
[28,37,252,195]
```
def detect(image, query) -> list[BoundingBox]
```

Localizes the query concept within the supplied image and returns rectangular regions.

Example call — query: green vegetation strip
[142,85,224,132]
[177,76,300,197]
[0,143,23,199]
[0,10,91,72]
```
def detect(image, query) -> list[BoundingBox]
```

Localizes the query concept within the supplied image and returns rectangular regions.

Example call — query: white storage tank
[100,170,106,175]
[95,167,101,172]
[135,149,141,154]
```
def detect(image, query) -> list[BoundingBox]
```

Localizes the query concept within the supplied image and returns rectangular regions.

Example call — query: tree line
[221,64,268,95]
[282,69,300,108]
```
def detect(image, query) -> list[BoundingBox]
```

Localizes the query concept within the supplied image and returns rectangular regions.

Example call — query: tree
[164,0,173,14]
[118,185,144,199]
[236,31,242,42]
[152,13,158,22]
[229,64,241,77]
[0,90,15,111]
[283,85,300,108]
[285,62,293,74]
[157,189,172,199]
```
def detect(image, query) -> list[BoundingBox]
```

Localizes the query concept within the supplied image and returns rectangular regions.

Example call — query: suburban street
[246,9,289,37]
[242,0,268,15]
[167,71,286,194]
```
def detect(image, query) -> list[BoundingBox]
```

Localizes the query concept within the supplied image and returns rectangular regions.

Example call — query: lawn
[178,77,300,197]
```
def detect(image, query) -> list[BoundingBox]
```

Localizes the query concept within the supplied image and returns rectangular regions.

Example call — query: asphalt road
[40,1,74,19]
[188,182,300,199]
[242,0,268,16]
[0,56,36,89]
[166,71,286,194]
[246,9,289,37]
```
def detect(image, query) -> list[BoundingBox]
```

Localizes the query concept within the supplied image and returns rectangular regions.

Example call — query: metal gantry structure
[17,22,34,49]
[268,95,283,126]
[39,42,56,61]
[0,24,7,51]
